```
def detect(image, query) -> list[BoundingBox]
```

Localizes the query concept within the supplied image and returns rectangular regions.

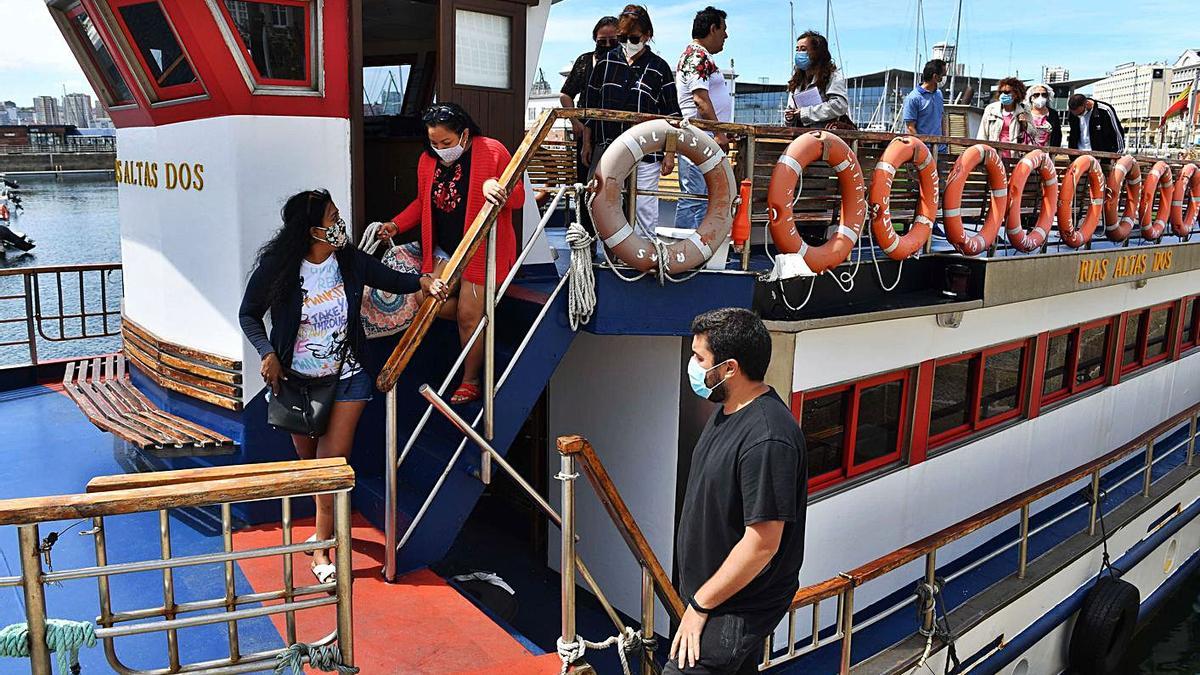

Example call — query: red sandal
[450,381,481,405]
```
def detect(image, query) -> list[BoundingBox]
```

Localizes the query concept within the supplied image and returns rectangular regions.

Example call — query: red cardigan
[390,136,525,286]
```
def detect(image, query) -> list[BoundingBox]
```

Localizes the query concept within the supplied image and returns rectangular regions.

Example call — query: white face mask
[1031,95,1049,109]
[434,131,467,164]
[621,41,643,60]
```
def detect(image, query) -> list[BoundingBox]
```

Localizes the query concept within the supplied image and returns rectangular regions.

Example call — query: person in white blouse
[783,31,850,128]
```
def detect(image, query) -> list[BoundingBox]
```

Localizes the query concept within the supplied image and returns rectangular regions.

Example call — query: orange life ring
[1138,161,1173,241]
[1170,163,1199,237]
[1104,156,1141,241]
[589,119,736,273]
[942,144,1008,256]
[766,130,866,273]
[1057,155,1106,248]
[1005,149,1059,252]
[868,136,937,261]
[0,203,8,221]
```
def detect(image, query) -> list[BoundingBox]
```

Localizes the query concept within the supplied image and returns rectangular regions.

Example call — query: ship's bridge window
[57,4,135,107]
[215,0,316,89]
[111,0,204,100]
[800,369,909,491]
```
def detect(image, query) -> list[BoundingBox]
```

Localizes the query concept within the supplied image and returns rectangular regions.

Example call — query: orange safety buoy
[732,179,752,249]
[0,203,8,221]
[868,136,937,261]
[1170,163,1199,238]
[1139,161,1173,241]
[766,130,866,273]
[1104,156,1142,241]
[942,144,1008,256]
[1057,154,1106,248]
[589,119,736,273]
[1005,149,1059,252]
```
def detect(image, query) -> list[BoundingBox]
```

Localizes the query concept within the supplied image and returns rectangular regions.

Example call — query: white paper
[791,86,823,109]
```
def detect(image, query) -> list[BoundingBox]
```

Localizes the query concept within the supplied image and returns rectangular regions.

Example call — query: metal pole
[811,602,821,648]
[838,586,854,675]
[641,566,655,675]
[742,136,756,271]
[482,224,497,485]
[160,510,181,671]
[921,550,936,634]
[1018,504,1030,579]
[1143,441,1154,497]
[1088,469,1101,536]
[281,496,297,645]
[560,453,578,651]
[1188,414,1196,467]
[221,503,241,661]
[949,0,962,100]
[19,524,51,675]
[384,388,398,582]
[334,490,355,667]
[627,170,639,233]
[23,273,37,365]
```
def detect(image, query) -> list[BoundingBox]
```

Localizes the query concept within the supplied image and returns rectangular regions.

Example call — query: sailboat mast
[949,0,963,101]
[913,0,921,90]
[825,0,830,36]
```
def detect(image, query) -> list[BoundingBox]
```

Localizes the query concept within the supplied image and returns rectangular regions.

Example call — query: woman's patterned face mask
[317,216,350,249]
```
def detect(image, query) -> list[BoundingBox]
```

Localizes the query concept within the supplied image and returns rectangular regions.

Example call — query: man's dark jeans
[661,614,764,675]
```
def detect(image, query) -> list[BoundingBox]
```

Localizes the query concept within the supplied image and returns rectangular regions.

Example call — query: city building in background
[1042,66,1070,84]
[32,96,62,125]
[1164,49,1200,146]
[63,93,94,129]
[1092,62,1175,148]
[1,102,18,125]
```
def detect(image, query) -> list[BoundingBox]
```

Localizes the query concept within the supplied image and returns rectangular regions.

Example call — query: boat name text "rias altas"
[1078,250,1173,284]
[113,159,206,192]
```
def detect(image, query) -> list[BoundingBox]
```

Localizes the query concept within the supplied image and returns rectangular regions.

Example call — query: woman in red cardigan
[375,103,524,404]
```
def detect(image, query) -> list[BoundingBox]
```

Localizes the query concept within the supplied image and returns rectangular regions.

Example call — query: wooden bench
[64,354,237,456]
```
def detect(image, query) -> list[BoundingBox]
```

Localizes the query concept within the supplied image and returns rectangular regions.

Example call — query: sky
[0,0,1195,107]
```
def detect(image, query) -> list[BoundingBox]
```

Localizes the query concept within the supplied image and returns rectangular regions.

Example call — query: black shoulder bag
[267,370,339,437]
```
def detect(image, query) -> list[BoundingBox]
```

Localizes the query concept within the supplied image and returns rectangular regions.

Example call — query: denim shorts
[335,369,374,402]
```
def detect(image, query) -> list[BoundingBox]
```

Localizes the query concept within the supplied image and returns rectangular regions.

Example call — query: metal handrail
[0,262,122,365]
[761,403,1200,673]
[1,459,356,675]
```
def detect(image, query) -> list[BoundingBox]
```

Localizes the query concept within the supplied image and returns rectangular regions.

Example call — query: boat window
[980,345,1025,421]
[455,9,511,90]
[1144,307,1171,361]
[852,378,904,471]
[801,389,848,487]
[1042,331,1073,398]
[66,5,134,106]
[1122,312,1143,367]
[221,0,309,84]
[1076,323,1109,388]
[929,358,972,438]
[114,0,202,99]
[1182,297,1197,347]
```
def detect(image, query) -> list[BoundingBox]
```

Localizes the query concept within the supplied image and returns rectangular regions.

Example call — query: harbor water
[2,172,1197,668]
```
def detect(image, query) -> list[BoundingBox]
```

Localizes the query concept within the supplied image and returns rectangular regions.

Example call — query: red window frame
[1041,319,1111,406]
[108,0,204,101]
[65,3,135,107]
[1180,296,1199,352]
[929,338,1031,448]
[1040,327,1075,404]
[214,0,313,87]
[801,369,910,492]
[1122,304,1175,373]
[927,352,978,445]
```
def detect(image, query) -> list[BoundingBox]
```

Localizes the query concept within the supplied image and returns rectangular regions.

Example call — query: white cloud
[0,0,86,72]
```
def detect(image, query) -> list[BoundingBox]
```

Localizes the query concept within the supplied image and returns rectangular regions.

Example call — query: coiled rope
[0,619,96,674]
[556,626,653,675]
[565,188,597,330]
[274,642,359,674]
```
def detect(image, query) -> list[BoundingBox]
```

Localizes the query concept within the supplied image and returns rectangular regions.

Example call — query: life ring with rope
[1139,161,1173,241]
[1057,154,1106,248]
[766,130,867,273]
[1104,155,1142,241]
[942,144,1008,256]
[867,136,937,261]
[1005,149,1059,252]
[588,119,735,274]
[1169,162,1199,238]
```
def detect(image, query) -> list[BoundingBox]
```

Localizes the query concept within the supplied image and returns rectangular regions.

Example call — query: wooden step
[63,354,237,456]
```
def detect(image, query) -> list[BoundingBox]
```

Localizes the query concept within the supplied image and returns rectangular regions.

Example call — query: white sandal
[311,562,337,584]
[303,533,318,557]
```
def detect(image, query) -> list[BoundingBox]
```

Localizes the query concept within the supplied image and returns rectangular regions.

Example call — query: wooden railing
[770,402,1200,673]
[0,458,356,675]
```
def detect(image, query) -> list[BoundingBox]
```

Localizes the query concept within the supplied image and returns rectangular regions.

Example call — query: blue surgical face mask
[794,51,811,71]
[999,93,1014,106]
[688,357,731,401]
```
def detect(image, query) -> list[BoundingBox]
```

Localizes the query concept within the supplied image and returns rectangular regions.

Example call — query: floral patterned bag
[360,241,423,339]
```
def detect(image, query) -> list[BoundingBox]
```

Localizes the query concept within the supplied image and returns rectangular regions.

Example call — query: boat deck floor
[0,384,560,674]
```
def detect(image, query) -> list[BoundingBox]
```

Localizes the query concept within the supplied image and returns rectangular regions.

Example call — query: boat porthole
[1012,659,1030,675]
[1163,538,1178,573]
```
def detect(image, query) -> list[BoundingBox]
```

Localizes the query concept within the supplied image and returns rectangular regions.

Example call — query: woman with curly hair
[783,30,850,128]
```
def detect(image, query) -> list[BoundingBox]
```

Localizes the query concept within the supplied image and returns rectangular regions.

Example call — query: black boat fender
[1067,575,1139,675]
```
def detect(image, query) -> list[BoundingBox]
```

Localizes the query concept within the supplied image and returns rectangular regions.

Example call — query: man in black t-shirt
[668,308,808,675]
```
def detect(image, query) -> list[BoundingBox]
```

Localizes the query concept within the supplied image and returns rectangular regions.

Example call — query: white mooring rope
[556,626,652,675]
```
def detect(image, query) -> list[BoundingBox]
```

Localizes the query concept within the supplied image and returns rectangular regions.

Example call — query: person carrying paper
[783,31,850,128]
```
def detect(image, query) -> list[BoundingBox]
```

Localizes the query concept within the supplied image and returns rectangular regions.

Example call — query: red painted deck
[234,514,559,674]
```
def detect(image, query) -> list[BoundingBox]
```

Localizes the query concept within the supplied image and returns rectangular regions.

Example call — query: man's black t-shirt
[676,387,807,637]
